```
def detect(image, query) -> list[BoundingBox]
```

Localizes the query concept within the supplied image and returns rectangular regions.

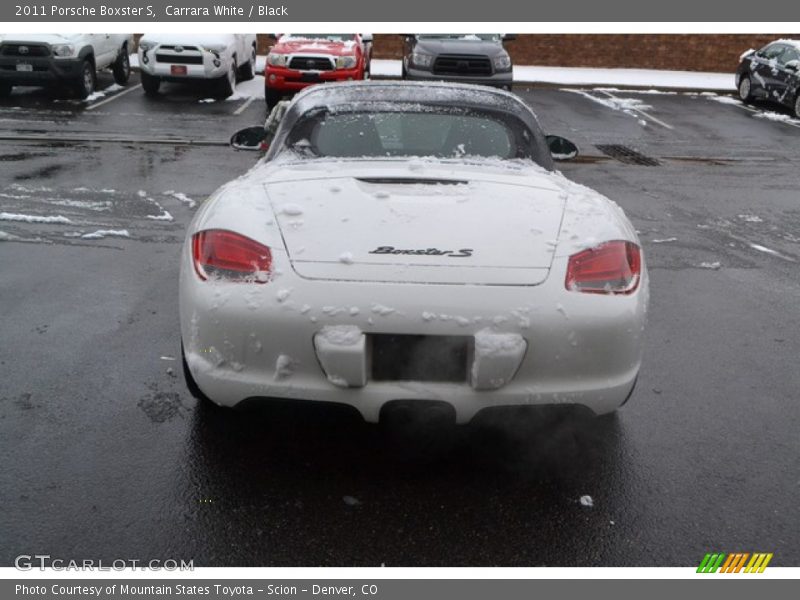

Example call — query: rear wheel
[0,82,11,97]
[140,71,160,96]
[238,45,256,81]
[74,58,96,99]
[738,75,753,103]
[112,43,131,84]
[265,87,282,109]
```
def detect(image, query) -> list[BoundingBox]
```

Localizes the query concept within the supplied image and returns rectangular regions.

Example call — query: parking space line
[85,84,142,111]
[597,90,675,130]
[233,95,257,116]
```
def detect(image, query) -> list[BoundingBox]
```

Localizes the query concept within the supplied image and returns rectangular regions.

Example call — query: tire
[74,58,96,99]
[112,43,131,85]
[238,45,256,81]
[140,71,160,96]
[738,75,753,103]
[794,93,800,119]
[217,60,236,98]
[265,87,282,110]
[0,82,11,97]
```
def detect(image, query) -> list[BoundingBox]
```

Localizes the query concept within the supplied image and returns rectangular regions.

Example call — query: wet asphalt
[0,72,799,567]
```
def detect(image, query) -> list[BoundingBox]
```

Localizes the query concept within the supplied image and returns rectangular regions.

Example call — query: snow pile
[163,190,197,208]
[754,111,797,123]
[81,229,130,240]
[0,212,72,224]
[579,495,594,507]
[316,325,362,347]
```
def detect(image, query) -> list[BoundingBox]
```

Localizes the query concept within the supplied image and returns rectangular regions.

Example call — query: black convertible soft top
[263,81,555,170]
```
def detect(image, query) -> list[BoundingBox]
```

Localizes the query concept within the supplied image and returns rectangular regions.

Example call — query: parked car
[402,34,515,90]
[137,34,257,98]
[736,39,800,117]
[0,34,133,98]
[264,34,372,109]
[179,81,648,424]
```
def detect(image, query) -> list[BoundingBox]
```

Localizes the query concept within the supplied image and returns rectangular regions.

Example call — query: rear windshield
[284,109,535,161]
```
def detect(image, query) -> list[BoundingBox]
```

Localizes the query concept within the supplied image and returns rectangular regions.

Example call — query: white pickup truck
[137,34,258,98]
[0,34,133,98]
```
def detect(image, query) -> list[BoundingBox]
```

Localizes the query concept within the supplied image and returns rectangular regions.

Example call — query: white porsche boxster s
[179,81,648,423]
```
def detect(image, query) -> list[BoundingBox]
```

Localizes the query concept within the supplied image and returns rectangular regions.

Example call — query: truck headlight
[138,41,154,52]
[267,53,288,67]
[336,55,357,69]
[411,52,433,69]
[493,54,512,71]
[202,44,227,57]
[51,44,76,58]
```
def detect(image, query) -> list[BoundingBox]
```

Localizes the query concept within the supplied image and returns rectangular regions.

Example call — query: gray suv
[402,34,515,90]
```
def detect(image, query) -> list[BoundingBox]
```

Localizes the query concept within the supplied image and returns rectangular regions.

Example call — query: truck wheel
[238,45,256,81]
[112,43,131,85]
[0,82,11,97]
[74,58,96,99]
[218,60,236,98]
[265,87,282,109]
[141,71,161,96]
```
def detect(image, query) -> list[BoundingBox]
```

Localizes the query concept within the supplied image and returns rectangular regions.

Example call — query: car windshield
[286,34,356,42]
[284,107,533,160]
[417,34,502,42]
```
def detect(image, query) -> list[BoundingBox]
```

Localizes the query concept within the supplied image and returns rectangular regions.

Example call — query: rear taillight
[192,229,272,283]
[565,240,641,294]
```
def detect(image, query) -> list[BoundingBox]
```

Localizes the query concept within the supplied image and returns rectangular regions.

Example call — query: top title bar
[2,0,799,22]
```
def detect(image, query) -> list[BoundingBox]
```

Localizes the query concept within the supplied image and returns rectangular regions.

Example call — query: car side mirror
[546,135,579,161]
[231,126,271,151]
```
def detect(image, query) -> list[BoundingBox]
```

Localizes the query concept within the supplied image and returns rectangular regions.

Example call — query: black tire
[140,71,160,96]
[238,45,256,81]
[217,60,236,98]
[265,87,282,109]
[794,93,800,119]
[0,82,11,97]
[112,43,131,85]
[74,58,96,99]
[401,62,407,79]
[738,74,753,103]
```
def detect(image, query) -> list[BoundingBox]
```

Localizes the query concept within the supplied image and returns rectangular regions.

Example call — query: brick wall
[139,34,798,74]
[367,34,798,73]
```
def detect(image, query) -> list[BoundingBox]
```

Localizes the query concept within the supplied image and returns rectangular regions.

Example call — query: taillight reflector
[566,240,641,294]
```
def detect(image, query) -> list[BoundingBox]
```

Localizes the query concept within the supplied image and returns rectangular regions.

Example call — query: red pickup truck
[264,34,372,108]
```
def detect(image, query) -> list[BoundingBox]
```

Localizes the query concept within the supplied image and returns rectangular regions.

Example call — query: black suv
[401,34,515,90]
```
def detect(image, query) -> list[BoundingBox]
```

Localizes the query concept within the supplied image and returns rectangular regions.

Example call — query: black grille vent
[433,54,492,76]
[0,44,50,57]
[289,56,334,71]
[156,53,203,65]
[596,144,661,166]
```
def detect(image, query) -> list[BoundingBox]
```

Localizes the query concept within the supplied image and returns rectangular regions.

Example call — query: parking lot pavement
[1,82,799,567]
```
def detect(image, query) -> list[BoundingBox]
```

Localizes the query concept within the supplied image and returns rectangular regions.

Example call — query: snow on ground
[565,89,653,114]
[708,95,743,106]
[133,53,735,92]
[754,111,797,123]
[162,190,197,208]
[80,229,130,240]
[0,212,72,224]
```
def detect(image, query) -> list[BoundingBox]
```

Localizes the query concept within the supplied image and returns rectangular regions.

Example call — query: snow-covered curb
[130,54,735,93]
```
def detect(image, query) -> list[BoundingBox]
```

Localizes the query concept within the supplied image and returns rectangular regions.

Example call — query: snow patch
[0,212,72,224]
[579,495,594,507]
[81,229,130,240]
[317,325,362,346]
[274,354,295,380]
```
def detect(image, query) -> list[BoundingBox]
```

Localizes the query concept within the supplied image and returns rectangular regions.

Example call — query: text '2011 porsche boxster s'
[180,81,648,424]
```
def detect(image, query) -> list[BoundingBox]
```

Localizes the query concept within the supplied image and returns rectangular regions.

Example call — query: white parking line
[597,90,675,130]
[233,95,257,116]
[85,84,142,111]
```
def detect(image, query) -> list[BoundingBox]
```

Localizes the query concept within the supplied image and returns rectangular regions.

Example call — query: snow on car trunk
[267,173,565,285]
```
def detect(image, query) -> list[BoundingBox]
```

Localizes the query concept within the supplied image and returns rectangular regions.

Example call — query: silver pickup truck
[0,34,134,98]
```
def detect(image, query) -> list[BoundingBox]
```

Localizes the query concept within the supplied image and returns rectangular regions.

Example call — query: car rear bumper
[180,245,648,423]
